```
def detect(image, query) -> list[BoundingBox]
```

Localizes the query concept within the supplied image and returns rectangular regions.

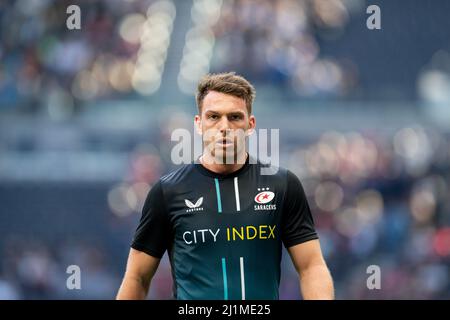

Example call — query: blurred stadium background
[1,0,450,299]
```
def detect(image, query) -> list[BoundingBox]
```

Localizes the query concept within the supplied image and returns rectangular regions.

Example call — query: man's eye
[230,115,242,120]
[208,115,219,120]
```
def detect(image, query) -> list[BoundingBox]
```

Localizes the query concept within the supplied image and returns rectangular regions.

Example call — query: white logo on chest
[185,197,204,212]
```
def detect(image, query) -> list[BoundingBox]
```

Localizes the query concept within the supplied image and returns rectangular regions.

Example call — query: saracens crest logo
[185,197,204,212]
[254,188,276,211]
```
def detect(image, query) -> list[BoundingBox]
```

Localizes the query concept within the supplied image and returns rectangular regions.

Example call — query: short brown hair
[196,72,256,114]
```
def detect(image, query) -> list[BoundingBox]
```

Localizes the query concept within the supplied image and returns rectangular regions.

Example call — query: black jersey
[131,155,318,300]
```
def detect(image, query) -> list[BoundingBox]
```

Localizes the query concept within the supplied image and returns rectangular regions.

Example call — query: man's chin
[211,150,247,165]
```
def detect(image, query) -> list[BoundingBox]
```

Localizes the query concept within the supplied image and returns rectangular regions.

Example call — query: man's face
[195,91,255,164]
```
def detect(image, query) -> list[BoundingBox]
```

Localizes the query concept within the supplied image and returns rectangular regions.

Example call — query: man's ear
[194,114,202,135]
[246,115,256,136]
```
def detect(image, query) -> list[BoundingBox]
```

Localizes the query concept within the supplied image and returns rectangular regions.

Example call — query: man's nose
[218,117,231,134]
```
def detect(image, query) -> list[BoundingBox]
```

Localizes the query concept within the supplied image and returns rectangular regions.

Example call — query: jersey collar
[194,153,252,179]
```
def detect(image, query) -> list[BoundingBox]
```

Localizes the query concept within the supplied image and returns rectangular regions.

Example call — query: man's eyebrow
[204,110,245,116]
[228,111,245,116]
[204,110,220,115]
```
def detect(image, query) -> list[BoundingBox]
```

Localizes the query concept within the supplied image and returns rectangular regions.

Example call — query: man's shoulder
[252,157,289,179]
[159,163,196,187]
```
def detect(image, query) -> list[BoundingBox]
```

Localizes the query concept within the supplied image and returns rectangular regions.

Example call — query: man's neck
[199,152,248,175]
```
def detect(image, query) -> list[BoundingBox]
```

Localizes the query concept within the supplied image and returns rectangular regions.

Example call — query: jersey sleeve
[131,180,171,258]
[281,170,319,248]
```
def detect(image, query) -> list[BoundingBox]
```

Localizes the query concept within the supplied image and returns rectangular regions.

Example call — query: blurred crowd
[2,0,450,110]
[0,0,356,112]
[0,0,157,112]
[212,0,359,96]
[0,240,119,299]
[285,126,450,299]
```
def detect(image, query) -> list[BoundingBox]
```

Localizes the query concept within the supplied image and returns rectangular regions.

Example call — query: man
[117,72,334,300]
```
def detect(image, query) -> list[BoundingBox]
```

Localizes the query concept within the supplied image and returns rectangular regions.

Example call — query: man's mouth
[216,138,234,147]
